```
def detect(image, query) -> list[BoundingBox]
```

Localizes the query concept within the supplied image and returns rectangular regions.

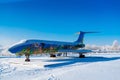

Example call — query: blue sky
[0,0,120,46]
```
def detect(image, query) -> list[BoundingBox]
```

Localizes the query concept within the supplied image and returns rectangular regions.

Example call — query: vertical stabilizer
[75,31,97,44]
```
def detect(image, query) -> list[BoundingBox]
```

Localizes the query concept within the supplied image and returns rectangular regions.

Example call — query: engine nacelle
[75,44,85,48]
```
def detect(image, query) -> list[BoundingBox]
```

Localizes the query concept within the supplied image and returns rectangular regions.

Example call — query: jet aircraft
[9,31,95,62]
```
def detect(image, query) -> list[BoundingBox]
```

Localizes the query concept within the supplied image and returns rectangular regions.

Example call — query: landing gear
[57,53,62,56]
[63,52,67,57]
[25,54,30,62]
[25,58,30,62]
[50,54,56,57]
[79,53,85,58]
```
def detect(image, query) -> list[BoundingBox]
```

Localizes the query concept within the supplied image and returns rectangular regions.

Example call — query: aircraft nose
[8,43,27,53]
[8,48,17,53]
[8,46,23,53]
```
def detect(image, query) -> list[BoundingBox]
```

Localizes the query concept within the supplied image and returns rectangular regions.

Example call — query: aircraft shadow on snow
[44,56,120,68]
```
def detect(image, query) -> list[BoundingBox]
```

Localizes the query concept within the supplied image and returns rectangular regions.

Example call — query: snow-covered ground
[0,53,120,80]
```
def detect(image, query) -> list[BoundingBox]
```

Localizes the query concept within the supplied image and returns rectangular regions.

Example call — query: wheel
[25,58,30,62]
[50,54,56,57]
[79,54,85,58]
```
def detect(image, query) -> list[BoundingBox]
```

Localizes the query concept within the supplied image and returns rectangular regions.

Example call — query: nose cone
[9,45,23,53]
[8,43,29,53]
[9,40,28,53]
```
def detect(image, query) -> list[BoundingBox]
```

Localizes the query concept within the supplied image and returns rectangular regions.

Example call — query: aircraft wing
[58,49,92,53]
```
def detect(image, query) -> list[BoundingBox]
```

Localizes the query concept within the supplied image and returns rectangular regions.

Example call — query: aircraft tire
[25,58,30,62]
[79,54,85,58]
[50,54,56,57]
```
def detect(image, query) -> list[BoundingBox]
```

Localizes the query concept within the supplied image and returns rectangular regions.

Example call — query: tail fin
[75,31,98,44]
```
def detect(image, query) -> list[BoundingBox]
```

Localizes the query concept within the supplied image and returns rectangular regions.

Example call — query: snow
[0,48,15,57]
[0,45,15,57]
[10,40,27,47]
[0,53,120,80]
[85,40,120,51]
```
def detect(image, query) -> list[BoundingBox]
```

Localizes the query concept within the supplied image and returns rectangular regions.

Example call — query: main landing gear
[79,53,85,58]
[50,54,56,57]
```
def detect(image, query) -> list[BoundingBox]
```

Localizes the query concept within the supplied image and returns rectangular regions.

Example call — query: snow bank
[9,39,27,48]
[0,48,15,57]
[86,40,120,51]
[0,62,16,78]
[0,54,120,80]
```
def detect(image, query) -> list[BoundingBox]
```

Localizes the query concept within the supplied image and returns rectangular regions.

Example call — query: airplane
[8,31,95,62]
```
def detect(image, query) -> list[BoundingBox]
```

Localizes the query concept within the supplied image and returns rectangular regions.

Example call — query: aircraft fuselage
[9,39,85,54]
